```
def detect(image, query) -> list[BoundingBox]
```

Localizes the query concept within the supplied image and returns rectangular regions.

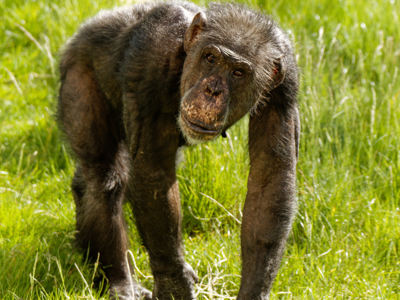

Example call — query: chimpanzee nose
[205,86,221,97]
[204,79,222,98]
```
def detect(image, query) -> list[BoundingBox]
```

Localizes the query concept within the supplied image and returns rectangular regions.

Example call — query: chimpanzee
[58,1,299,299]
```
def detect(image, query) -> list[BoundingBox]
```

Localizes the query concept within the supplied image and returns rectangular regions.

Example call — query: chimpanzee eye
[232,69,244,78]
[205,53,216,64]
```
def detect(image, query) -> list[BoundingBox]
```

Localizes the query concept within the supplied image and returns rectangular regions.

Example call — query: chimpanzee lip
[182,114,219,135]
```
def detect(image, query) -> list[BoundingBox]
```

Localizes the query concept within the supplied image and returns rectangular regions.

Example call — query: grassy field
[1,0,399,298]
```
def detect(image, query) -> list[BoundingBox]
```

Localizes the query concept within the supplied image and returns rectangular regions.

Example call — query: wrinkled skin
[58,1,299,299]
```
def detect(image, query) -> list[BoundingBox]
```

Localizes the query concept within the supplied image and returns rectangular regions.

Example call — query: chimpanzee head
[178,3,287,144]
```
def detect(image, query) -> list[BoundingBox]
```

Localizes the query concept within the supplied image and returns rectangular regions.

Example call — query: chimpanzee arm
[238,90,299,299]
[122,89,198,300]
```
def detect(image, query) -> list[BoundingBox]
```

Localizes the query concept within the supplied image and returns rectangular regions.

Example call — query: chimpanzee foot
[110,280,152,300]
[153,263,198,300]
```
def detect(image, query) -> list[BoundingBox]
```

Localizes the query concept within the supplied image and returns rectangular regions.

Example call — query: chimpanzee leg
[74,164,130,295]
[71,152,152,300]
[125,113,197,300]
[59,64,151,299]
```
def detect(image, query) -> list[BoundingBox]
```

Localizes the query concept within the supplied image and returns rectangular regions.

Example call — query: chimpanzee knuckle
[109,282,135,300]
[109,280,152,300]
[153,263,197,300]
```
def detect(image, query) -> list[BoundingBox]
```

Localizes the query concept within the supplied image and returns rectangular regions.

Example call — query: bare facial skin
[179,73,229,144]
[58,1,299,299]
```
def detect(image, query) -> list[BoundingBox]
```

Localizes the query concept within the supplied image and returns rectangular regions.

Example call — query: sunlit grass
[1,0,399,298]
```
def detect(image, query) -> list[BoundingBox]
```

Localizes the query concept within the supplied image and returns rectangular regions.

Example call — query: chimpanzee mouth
[181,114,219,136]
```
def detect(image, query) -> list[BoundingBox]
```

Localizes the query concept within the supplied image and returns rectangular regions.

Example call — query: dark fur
[58,1,299,299]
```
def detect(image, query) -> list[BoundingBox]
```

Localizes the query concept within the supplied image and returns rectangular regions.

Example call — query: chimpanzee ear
[271,56,286,89]
[184,12,207,52]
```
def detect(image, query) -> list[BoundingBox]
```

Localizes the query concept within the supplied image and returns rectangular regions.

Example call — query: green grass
[1,0,399,298]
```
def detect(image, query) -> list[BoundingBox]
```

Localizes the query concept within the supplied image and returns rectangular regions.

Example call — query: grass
[0,0,399,298]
